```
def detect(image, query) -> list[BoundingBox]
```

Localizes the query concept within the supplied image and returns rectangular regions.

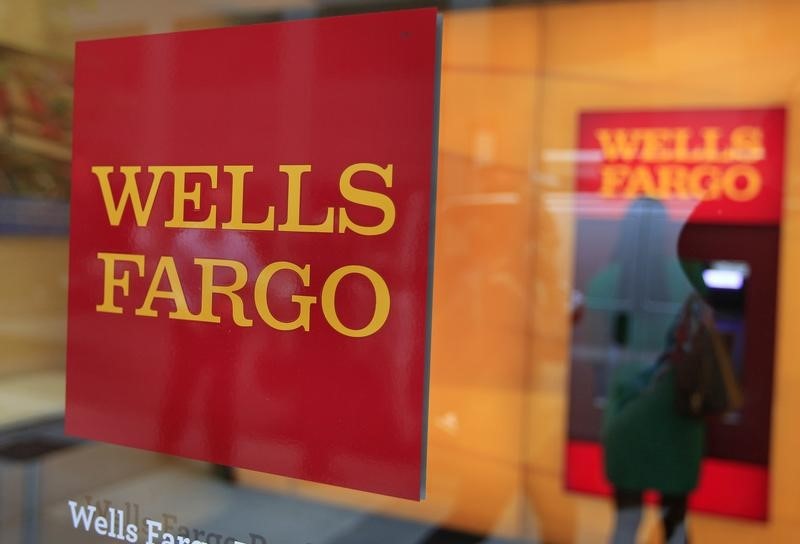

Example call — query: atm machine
[565,107,784,521]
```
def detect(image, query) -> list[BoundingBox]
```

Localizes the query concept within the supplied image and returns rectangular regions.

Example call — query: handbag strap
[701,309,745,412]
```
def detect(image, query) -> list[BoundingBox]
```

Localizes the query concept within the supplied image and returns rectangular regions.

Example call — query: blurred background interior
[2,0,800,542]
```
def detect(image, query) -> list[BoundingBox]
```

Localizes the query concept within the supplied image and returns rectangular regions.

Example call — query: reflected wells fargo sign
[66,9,440,500]
[577,108,785,224]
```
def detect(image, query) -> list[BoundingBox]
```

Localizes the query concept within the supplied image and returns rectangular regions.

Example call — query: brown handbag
[671,294,744,418]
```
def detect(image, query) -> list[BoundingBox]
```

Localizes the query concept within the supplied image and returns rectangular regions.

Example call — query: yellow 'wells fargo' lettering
[593,126,764,163]
[599,163,762,201]
[593,125,765,201]
[90,163,395,235]
[96,252,391,338]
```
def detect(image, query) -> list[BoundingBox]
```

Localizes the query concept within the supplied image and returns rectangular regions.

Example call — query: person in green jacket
[586,198,705,543]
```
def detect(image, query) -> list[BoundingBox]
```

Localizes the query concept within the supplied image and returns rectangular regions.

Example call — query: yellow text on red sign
[595,125,765,201]
[91,163,395,338]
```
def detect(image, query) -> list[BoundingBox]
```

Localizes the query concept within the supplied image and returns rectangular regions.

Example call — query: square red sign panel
[67,9,439,500]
